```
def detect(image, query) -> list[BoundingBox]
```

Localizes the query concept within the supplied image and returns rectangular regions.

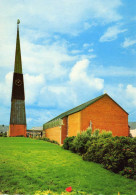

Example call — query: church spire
[14,19,22,74]
[9,20,26,137]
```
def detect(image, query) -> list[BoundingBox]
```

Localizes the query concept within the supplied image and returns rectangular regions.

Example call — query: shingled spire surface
[14,20,22,74]
[9,20,26,137]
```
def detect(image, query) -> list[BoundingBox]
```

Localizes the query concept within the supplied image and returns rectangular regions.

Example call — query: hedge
[63,129,136,180]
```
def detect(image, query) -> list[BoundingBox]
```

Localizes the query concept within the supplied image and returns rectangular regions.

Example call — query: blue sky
[0,0,136,129]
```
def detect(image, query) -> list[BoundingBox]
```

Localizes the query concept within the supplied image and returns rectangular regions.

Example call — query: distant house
[128,122,136,137]
[43,93,129,144]
[0,125,9,136]
[27,126,43,137]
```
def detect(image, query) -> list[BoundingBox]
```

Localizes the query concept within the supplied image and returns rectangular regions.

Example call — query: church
[43,93,129,144]
[8,21,129,140]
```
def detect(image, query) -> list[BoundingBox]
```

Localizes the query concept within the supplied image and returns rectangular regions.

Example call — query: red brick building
[43,94,129,144]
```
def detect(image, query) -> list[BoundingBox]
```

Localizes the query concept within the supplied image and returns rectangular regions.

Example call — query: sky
[0,0,136,129]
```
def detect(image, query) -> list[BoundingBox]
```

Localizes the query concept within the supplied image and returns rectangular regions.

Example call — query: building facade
[43,94,129,144]
[0,125,9,136]
[9,20,26,137]
[27,127,43,138]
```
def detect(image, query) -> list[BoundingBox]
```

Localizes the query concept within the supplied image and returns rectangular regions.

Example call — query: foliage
[99,130,113,138]
[63,128,136,180]
[39,137,59,145]
[71,129,92,154]
[83,136,136,179]
[62,136,76,151]
[0,132,7,137]
[92,129,100,137]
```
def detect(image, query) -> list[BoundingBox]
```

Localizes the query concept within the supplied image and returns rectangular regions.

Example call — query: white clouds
[24,73,45,104]
[0,72,13,105]
[48,86,67,95]
[26,108,55,127]
[37,59,104,110]
[100,25,127,42]
[70,59,104,90]
[0,0,122,37]
[126,85,136,106]
[121,38,136,48]
[91,65,136,77]
[88,0,122,23]
[21,40,75,78]
[70,59,89,82]
[1,0,136,127]
[24,0,122,34]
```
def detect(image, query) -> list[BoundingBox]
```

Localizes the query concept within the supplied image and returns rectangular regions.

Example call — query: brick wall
[45,126,61,144]
[81,95,129,136]
[9,124,26,137]
[61,117,68,144]
[68,111,81,136]
[43,95,129,144]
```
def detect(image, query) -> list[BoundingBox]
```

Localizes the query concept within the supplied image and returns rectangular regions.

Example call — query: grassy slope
[0,138,136,195]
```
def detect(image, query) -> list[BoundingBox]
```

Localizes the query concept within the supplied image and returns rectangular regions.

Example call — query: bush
[42,137,50,142]
[63,128,136,180]
[99,130,112,138]
[92,129,100,137]
[63,136,76,150]
[0,132,7,137]
[50,140,59,145]
[83,136,136,179]
[71,129,92,154]
[39,137,59,145]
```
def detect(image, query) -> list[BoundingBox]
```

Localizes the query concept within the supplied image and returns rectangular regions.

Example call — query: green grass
[0,138,136,195]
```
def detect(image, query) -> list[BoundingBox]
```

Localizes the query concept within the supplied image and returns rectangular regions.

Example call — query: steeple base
[9,124,26,137]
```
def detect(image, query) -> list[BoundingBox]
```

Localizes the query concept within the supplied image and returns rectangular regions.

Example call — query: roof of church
[14,20,22,74]
[43,93,128,127]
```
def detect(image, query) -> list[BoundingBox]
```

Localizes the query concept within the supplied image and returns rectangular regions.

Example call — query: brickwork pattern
[45,126,61,144]
[44,95,129,143]
[61,117,68,144]
[68,111,81,137]
[9,124,26,137]
[81,95,129,136]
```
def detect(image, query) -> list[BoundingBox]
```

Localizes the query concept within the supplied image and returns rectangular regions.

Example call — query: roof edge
[43,93,128,126]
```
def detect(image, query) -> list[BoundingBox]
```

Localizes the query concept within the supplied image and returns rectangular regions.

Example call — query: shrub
[63,128,136,180]
[42,137,50,142]
[39,137,59,145]
[99,130,112,138]
[83,136,136,179]
[92,129,100,137]
[86,127,92,136]
[71,129,92,154]
[50,140,59,145]
[0,132,7,137]
[63,136,75,150]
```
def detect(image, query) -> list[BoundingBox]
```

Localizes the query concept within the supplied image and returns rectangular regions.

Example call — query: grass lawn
[0,138,136,195]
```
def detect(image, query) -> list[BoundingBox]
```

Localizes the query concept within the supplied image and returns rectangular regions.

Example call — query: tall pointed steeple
[9,20,26,137]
